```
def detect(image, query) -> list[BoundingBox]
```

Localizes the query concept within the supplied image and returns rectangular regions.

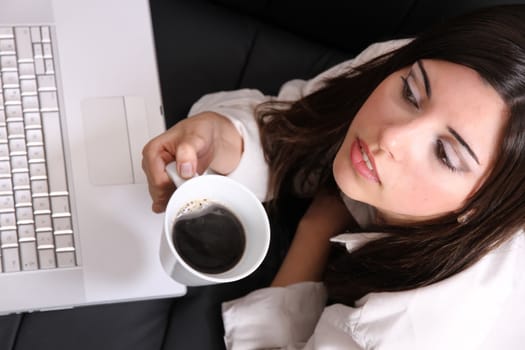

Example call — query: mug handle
[165,161,213,187]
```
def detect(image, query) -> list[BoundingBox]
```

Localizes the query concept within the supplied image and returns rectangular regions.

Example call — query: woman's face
[333,59,507,224]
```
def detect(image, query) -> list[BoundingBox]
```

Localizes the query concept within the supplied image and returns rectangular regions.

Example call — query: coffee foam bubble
[176,198,212,218]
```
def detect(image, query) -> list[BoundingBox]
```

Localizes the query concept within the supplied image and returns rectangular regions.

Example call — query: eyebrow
[447,126,480,165]
[416,60,431,98]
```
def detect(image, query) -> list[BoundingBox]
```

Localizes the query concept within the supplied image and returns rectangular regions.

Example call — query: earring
[457,209,475,224]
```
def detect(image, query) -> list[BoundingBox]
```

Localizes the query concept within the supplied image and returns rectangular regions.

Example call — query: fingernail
[180,162,193,178]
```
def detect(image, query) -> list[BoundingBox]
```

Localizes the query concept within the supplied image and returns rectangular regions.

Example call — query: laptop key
[0,212,15,228]
[35,58,45,75]
[0,56,17,71]
[36,231,54,248]
[51,196,70,214]
[30,27,41,43]
[0,26,75,274]
[13,172,30,189]
[0,178,11,194]
[14,27,32,62]
[38,248,56,269]
[42,43,52,58]
[2,247,20,272]
[0,195,14,212]
[0,39,15,55]
[56,251,75,268]
[0,230,17,247]
[0,28,13,39]
[40,27,50,43]
[18,62,35,78]
[37,75,56,90]
[53,216,72,233]
[39,91,58,111]
[42,112,68,194]
[20,241,38,270]
[18,224,35,240]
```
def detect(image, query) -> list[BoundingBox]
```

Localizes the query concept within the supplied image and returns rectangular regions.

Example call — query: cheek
[332,144,351,189]
[387,176,470,216]
[392,188,437,215]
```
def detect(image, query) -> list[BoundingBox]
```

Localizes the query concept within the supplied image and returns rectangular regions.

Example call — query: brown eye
[401,76,419,109]
[436,139,457,172]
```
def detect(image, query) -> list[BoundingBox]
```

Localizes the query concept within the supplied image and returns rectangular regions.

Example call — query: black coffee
[173,202,246,274]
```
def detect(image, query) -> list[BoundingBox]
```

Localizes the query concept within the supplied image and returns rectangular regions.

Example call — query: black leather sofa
[2,0,525,349]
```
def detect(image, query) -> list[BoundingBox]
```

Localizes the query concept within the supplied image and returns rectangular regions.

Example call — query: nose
[378,118,427,162]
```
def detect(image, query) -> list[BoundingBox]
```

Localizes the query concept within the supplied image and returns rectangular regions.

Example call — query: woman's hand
[271,190,355,287]
[141,111,243,213]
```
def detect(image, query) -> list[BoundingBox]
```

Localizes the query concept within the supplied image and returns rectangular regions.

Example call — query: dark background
[2,0,525,349]
[151,0,525,127]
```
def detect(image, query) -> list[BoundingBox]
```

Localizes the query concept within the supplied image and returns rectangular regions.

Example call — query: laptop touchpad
[81,97,135,185]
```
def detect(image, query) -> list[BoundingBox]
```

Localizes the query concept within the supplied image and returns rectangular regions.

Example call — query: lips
[350,138,381,183]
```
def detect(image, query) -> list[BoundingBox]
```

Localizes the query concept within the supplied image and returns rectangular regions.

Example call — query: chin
[376,208,448,225]
[332,163,351,194]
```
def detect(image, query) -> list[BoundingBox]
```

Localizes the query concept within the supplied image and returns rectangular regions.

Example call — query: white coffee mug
[159,162,270,286]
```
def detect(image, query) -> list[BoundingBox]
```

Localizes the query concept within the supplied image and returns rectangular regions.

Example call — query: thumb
[174,141,205,179]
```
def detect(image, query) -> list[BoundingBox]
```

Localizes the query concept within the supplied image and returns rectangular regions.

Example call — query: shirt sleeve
[187,39,412,202]
[188,89,271,201]
[302,233,525,350]
[221,282,327,350]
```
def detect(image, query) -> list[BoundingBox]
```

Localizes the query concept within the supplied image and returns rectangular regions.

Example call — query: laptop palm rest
[2,269,85,314]
[81,96,148,185]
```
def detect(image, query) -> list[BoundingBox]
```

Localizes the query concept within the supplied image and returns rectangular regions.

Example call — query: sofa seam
[393,0,421,34]
[158,300,178,350]
[235,25,260,88]
[7,313,24,350]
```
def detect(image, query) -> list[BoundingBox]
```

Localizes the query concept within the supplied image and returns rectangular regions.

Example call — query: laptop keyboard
[0,26,76,273]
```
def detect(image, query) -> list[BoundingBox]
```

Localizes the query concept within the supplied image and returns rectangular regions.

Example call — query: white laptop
[0,0,187,315]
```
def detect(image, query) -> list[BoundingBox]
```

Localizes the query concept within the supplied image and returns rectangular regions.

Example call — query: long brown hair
[257,5,525,305]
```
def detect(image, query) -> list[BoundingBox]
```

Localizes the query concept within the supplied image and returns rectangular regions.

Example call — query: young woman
[142,5,525,349]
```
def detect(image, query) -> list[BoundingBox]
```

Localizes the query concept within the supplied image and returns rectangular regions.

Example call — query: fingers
[141,118,214,213]
[142,138,177,213]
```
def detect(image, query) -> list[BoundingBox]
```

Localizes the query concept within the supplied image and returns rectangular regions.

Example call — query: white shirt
[188,39,525,349]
